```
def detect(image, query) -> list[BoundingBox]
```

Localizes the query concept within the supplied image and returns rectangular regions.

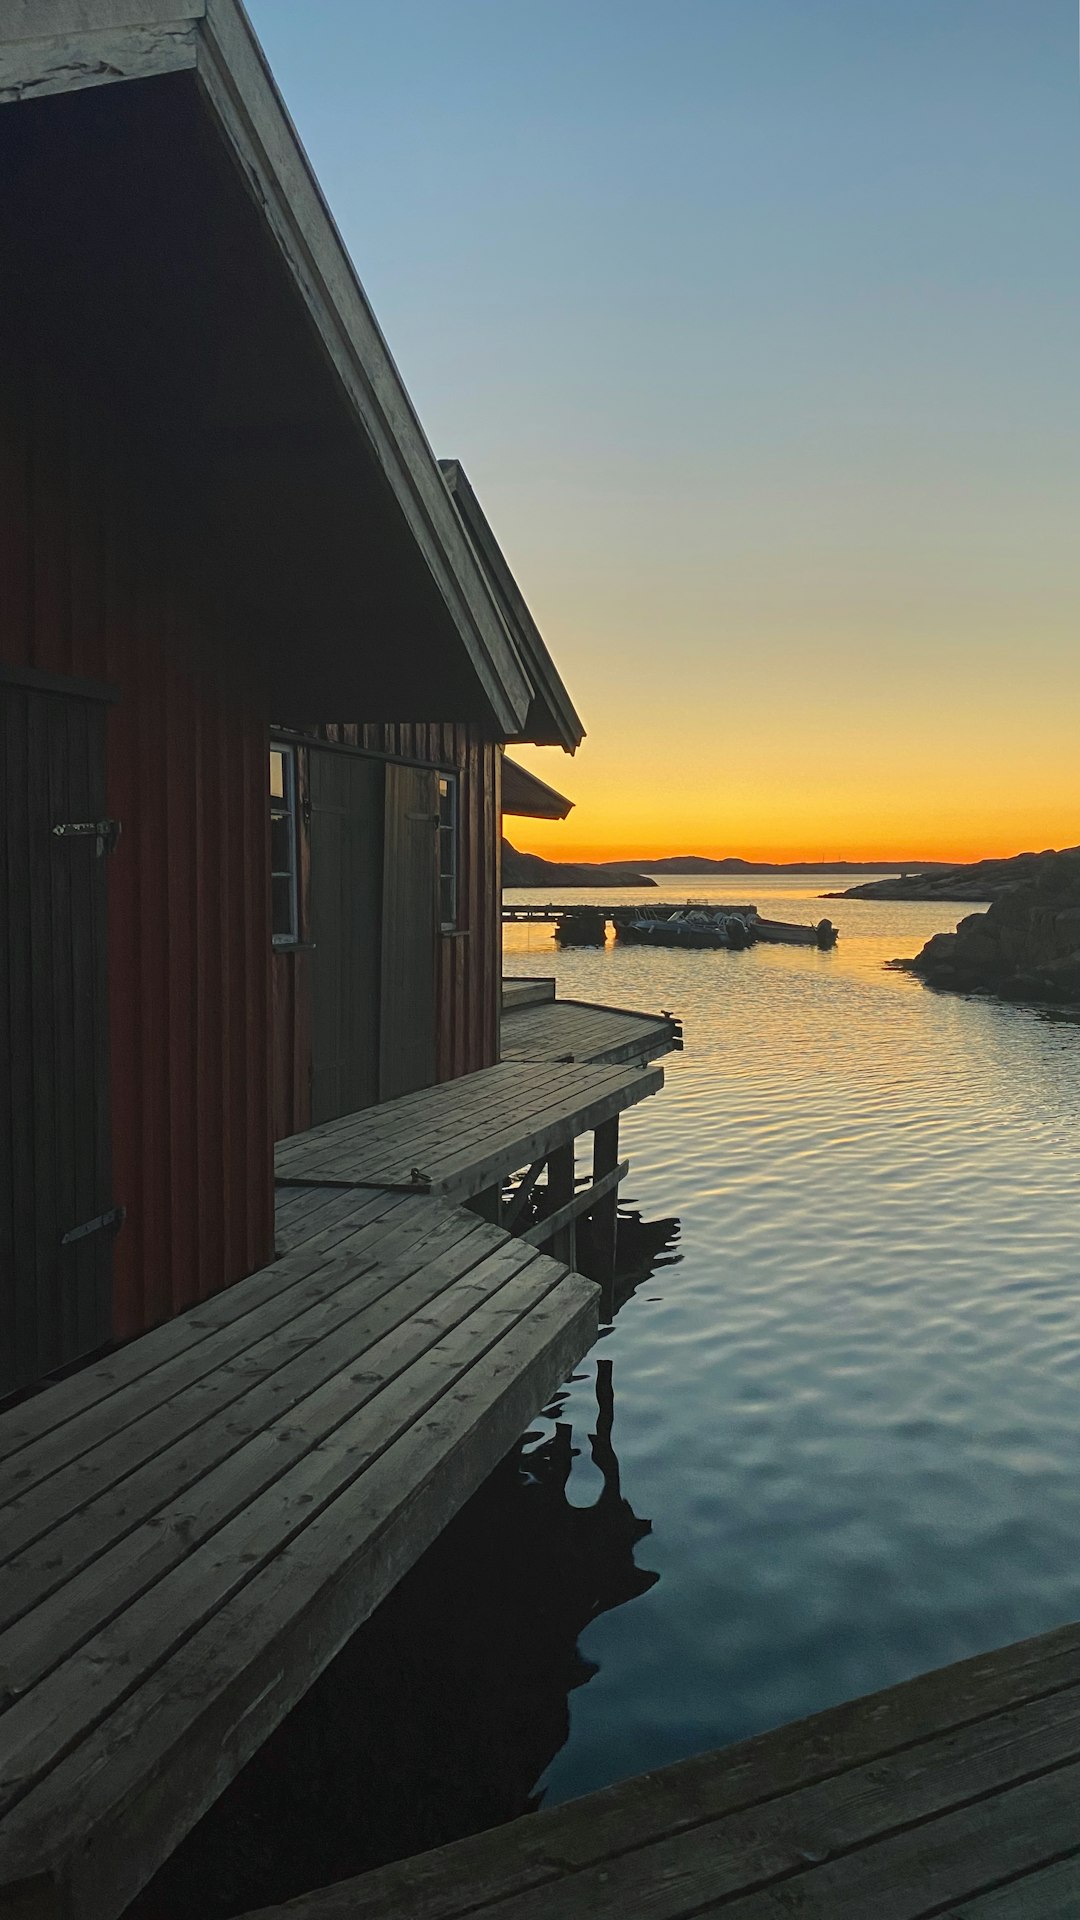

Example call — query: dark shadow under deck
[235,1619,1080,1918]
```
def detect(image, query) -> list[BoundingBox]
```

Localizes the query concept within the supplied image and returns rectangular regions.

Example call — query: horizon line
[505,843,1067,869]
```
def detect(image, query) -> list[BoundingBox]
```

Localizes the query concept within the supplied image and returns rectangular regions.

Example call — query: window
[270,745,299,945]
[438,773,459,930]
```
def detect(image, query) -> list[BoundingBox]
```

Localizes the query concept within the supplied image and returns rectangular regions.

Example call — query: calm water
[151,874,1080,1913]
[504,874,1080,1803]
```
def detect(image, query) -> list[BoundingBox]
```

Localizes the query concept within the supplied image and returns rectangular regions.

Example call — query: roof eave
[502,756,575,820]
[1,0,533,737]
[440,460,585,753]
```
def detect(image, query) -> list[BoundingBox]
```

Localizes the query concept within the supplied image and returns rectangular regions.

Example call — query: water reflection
[132,1221,673,1919]
[507,881,1080,1807]
[589,1202,682,1323]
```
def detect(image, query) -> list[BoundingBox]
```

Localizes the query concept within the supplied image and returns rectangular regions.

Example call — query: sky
[249,0,1080,863]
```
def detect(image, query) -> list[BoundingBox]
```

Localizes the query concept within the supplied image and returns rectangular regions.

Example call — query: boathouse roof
[0,0,543,733]
[440,460,586,753]
[502,757,575,819]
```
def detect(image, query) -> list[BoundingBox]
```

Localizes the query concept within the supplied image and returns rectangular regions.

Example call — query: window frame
[438,772,459,933]
[269,742,300,948]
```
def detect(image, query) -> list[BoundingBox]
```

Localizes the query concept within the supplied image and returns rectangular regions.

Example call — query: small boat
[750,915,837,949]
[620,908,754,950]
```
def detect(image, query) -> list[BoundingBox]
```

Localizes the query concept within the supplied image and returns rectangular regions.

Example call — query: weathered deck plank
[0,1192,410,1468]
[501,999,680,1068]
[232,1621,1080,1920]
[0,1185,600,1920]
[274,1060,664,1196]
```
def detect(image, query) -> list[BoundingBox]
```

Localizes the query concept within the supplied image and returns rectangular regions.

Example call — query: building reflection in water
[132,1208,681,1920]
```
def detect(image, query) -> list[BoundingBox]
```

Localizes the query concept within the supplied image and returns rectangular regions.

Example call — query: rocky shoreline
[897,850,1080,1005]
[828,846,1080,903]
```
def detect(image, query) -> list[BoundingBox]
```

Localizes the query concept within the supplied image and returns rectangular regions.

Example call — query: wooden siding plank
[0,679,112,1395]
[380,761,438,1101]
[27,691,59,1385]
[308,749,383,1124]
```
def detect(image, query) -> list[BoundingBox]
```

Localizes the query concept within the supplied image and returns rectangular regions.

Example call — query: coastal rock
[829,845,1080,903]
[899,851,1080,1005]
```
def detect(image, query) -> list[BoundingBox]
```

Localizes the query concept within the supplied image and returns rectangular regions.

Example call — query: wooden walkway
[237,1619,1080,1918]
[501,998,680,1069]
[0,1186,598,1920]
[274,1059,664,1200]
[501,978,555,1012]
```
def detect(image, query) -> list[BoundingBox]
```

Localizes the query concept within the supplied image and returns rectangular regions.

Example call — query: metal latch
[61,1205,126,1247]
[52,818,122,856]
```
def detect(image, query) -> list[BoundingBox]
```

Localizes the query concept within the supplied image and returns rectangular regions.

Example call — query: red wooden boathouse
[0,8,582,1397]
[0,16,680,1914]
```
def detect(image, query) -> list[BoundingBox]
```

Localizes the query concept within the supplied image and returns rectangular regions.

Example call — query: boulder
[900,854,1080,1006]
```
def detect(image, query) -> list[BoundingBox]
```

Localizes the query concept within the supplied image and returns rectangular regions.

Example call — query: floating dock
[236,1618,1080,1918]
[502,900,757,925]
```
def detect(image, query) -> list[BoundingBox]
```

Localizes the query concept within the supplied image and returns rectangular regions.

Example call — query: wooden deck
[236,1619,1080,1918]
[274,1059,664,1200]
[501,977,555,1012]
[501,997,681,1068]
[0,1186,598,1920]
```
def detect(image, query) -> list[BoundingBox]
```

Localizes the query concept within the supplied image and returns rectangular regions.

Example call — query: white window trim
[270,743,300,947]
[439,773,459,933]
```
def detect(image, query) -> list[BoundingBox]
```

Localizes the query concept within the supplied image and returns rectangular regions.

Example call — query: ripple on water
[503,880,1080,1803]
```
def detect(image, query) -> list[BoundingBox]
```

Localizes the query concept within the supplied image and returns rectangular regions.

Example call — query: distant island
[502,840,655,888]
[827,846,1080,903]
[899,849,1080,1004]
[502,844,951,889]
[600,856,950,876]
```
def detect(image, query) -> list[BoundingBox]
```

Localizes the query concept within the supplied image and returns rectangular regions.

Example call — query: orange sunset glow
[507,637,1080,867]
[248,1,1080,876]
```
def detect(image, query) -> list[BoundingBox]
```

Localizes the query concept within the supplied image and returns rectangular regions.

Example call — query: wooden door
[380,762,438,1101]
[0,672,116,1397]
[308,749,384,1124]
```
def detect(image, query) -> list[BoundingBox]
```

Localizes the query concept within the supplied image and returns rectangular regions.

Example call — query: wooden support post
[590,1115,620,1300]
[469,1183,503,1225]
[503,1157,547,1234]
[546,1143,576,1269]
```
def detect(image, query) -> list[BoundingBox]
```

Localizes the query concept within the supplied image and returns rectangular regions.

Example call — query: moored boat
[619,908,755,950]
[750,915,837,949]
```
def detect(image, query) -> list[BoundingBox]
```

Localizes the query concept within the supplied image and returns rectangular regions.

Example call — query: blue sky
[247,1,1080,858]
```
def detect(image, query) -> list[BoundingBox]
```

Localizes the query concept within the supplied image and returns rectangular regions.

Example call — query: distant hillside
[599,855,951,875]
[502,840,655,889]
[831,847,1080,903]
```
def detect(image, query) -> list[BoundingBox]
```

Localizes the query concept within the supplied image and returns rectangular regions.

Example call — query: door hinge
[61,1205,126,1247]
[52,818,122,856]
